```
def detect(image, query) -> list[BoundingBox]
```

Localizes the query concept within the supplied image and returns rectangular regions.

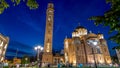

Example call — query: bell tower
[42,3,54,64]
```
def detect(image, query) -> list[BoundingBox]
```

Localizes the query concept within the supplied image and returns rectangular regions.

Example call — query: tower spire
[48,2,54,8]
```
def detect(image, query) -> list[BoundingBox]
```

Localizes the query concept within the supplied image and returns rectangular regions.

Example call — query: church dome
[72,25,88,37]
[97,33,104,39]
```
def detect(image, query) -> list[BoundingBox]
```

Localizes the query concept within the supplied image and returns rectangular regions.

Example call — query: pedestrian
[79,63,83,68]
[58,63,60,68]
[48,63,50,68]
[16,64,20,68]
[66,62,69,68]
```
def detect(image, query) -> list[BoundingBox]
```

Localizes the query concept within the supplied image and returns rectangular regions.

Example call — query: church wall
[64,30,112,65]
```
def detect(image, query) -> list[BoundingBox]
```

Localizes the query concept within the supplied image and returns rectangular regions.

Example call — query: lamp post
[87,38,100,68]
[34,45,43,67]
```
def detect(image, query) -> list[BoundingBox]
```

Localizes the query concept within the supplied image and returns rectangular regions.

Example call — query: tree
[0,0,39,14]
[89,0,120,48]
[111,54,119,63]
[21,55,30,64]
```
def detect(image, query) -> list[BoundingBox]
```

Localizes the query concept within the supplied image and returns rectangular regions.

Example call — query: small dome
[87,33,97,38]
[97,33,104,39]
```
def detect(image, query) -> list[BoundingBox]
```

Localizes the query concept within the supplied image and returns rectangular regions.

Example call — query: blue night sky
[0,0,117,58]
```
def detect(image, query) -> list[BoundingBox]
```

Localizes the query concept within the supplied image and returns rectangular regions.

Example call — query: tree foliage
[0,0,39,14]
[21,55,30,64]
[0,0,9,14]
[89,0,120,48]
[111,55,119,63]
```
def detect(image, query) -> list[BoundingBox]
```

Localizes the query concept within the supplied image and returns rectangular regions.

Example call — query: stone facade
[42,3,64,65]
[0,33,9,62]
[53,53,64,64]
[42,3,54,64]
[64,26,112,65]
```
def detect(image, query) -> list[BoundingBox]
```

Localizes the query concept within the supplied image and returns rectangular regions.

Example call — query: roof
[97,33,103,35]
[73,26,86,33]
[87,33,97,39]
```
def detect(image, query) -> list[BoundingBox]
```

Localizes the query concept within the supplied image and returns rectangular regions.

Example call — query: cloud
[6,40,35,58]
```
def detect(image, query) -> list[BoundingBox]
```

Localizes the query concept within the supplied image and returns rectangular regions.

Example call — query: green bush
[3,66,9,68]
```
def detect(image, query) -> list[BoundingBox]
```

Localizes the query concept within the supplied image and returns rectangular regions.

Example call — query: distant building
[13,57,21,65]
[64,26,112,65]
[0,34,9,62]
[53,53,64,64]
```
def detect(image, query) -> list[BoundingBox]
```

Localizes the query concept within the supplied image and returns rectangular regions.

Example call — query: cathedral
[42,2,112,66]
[64,25,112,65]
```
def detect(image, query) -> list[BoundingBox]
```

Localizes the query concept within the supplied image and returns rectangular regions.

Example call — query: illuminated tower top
[48,3,54,9]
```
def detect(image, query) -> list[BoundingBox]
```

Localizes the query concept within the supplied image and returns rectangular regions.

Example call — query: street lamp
[87,37,100,68]
[34,45,43,63]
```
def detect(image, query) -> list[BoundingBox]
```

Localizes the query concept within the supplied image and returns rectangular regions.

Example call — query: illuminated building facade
[64,26,112,65]
[53,53,64,64]
[42,3,54,64]
[0,34,9,62]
